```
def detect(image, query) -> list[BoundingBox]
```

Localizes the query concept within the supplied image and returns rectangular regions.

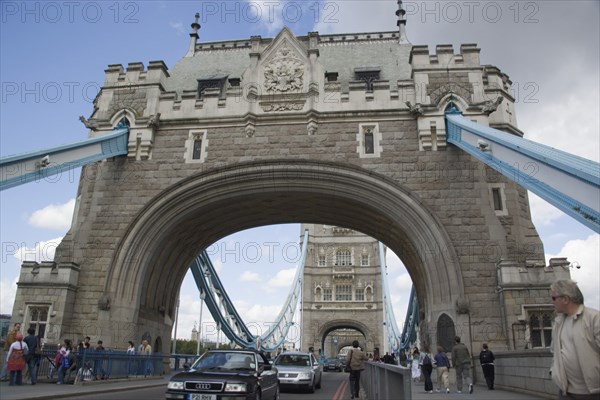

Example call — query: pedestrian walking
[6,332,28,386]
[550,279,599,400]
[1,322,21,381]
[420,345,434,393]
[345,340,367,399]
[451,336,473,394]
[22,328,41,385]
[410,347,421,382]
[479,343,495,390]
[434,346,450,393]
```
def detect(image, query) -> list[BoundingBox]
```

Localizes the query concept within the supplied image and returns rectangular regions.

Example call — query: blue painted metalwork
[190,230,309,352]
[399,286,418,351]
[445,108,600,233]
[379,242,405,358]
[0,127,129,191]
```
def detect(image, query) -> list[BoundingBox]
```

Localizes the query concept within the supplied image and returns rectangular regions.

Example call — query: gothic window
[355,67,380,91]
[185,130,208,164]
[315,287,322,302]
[361,254,369,266]
[492,188,503,210]
[357,123,381,158]
[335,249,352,266]
[318,255,326,267]
[529,310,554,348]
[323,288,332,301]
[364,129,374,154]
[26,305,49,339]
[118,116,131,128]
[335,285,353,301]
[355,289,365,301]
[192,138,202,160]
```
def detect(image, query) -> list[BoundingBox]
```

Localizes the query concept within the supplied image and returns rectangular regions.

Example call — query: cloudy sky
[1,1,598,347]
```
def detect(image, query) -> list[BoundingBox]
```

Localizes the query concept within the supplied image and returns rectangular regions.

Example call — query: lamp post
[196,294,204,355]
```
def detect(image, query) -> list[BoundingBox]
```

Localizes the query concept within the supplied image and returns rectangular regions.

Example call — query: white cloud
[266,268,296,289]
[27,199,75,231]
[529,192,565,227]
[240,271,261,282]
[548,234,600,310]
[12,237,64,263]
[169,21,185,35]
[0,277,18,314]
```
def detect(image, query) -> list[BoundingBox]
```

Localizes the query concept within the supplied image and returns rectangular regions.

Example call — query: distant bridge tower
[300,224,384,357]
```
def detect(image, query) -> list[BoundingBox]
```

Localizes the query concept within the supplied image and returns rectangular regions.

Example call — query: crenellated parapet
[409,44,521,151]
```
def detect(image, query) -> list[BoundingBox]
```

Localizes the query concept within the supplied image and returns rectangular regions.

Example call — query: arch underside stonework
[102,160,464,346]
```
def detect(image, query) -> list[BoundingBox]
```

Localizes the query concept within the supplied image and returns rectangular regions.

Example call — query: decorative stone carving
[264,45,304,93]
[79,115,99,131]
[98,294,111,311]
[405,101,424,116]
[455,297,470,314]
[261,102,304,112]
[147,113,161,129]
[307,120,318,135]
[480,96,503,115]
[245,123,255,138]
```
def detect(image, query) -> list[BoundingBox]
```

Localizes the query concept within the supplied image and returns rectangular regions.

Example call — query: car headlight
[297,372,312,379]
[225,382,247,392]
[167,381,184,390]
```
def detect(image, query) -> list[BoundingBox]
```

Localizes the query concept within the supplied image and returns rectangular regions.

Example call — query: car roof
[277,351,312,356]
[206,348,262,354]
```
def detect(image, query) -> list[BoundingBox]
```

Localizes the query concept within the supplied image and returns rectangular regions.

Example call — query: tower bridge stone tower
[300,224,384,357]
[11,16,569,363]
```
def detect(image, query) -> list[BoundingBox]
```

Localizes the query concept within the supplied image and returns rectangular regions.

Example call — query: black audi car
[165,349,279,400]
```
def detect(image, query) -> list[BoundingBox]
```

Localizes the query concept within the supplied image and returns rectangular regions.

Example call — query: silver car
[273,352,322,393]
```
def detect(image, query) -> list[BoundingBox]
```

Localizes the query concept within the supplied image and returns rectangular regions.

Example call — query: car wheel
[316,376,322,389]
[254,390,262,400]
[308,379,316,393]
[273,386,280,400]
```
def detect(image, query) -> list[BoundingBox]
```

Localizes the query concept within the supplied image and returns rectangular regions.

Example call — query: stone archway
[102,160,464,348]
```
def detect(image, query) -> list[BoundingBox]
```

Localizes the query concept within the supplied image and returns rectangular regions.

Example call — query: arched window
[118,116,131,128]
[335,249,351,266]
[436,313,456,352]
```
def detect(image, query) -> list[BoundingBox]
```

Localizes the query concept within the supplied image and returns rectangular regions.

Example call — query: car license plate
[189,394,216,400]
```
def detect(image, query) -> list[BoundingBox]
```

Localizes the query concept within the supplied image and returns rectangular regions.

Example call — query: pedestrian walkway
[410,382,551,400]
[0,375,169,400]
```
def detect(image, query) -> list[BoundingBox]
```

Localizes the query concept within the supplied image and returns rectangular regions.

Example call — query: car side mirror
[183,363,191,371]
[261,364,272,371]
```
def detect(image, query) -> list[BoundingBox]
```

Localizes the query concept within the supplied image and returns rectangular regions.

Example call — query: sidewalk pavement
[410,383,552,400]
[1,377,552,400]
[0,375,170,400]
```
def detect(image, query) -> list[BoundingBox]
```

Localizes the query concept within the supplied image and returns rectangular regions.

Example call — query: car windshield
[275,354,312,367]
[327,358,339,363]
[193,352,256,371]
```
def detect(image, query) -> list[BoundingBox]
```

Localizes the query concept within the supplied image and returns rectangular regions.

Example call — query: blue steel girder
[0,127,129,191]
[190,230,309,352]
[445,110,600,233]
[379,242,405,357]
[400,286,418,351]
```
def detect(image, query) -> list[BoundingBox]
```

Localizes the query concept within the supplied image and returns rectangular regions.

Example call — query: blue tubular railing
[0,126,129,191]
[189,230,309,352]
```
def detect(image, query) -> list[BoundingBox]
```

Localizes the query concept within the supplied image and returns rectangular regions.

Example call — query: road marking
[333,377,349,400]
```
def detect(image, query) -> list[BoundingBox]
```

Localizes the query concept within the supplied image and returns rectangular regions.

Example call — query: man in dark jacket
[479,343,495,390]
[451,336,473,394]
[23,328,40,385]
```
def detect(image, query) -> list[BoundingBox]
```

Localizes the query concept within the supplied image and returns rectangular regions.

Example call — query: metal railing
[362,361,412,400]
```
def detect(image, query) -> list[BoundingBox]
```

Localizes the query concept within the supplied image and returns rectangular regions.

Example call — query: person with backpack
[419,345,434,393]
[479,343,495,390]
[6,332,28,386]
[57,339,75,384]
[434,346,451,393]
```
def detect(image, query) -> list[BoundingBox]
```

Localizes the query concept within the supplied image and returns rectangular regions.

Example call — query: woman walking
[6,332,28,386]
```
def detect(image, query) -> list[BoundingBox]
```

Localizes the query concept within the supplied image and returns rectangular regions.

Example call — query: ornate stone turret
[185,13,201,58]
